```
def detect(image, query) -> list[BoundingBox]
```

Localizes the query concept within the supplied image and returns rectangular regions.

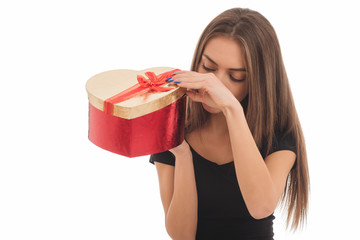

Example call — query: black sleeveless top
[149,131,296,240]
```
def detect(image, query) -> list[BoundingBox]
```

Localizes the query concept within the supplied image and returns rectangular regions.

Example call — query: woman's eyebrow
[203,54,218,65]
[203,54,247,72]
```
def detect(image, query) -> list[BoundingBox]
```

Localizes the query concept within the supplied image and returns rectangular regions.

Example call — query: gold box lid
[86,67,186,119]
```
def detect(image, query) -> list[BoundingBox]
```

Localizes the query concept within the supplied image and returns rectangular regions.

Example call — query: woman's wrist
[174,146,192,159]
[221,96,244,117]
[169,140,192,160]
[175,152,192,163]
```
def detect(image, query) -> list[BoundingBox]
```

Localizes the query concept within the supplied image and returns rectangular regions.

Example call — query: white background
[1,0,359,239]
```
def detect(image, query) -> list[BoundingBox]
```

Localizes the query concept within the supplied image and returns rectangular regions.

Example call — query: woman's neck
[203,112,229,138]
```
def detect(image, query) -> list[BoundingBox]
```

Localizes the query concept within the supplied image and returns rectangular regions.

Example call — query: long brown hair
[185,8,310,231]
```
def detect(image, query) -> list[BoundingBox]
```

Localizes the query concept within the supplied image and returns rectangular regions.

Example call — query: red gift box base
[88,95,186,158]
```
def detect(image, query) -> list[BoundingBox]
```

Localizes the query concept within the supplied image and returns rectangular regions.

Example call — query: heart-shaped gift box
[86,67,187,158]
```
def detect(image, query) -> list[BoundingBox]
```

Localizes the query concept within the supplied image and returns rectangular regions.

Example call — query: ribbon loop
[104,69,181,115]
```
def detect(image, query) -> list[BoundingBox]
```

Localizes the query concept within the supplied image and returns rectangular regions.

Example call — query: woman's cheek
[230,83,248,101]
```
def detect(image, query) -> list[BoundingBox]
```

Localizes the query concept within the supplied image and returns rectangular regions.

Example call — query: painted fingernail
[174,81,181,84]
[166,77,173,82]
[174,71,179,74]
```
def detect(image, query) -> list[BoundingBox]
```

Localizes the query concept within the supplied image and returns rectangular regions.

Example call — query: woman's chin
[202,103,221,114]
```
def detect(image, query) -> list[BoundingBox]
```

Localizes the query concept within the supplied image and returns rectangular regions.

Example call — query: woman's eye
[202,64,245,82]
[201,64,215,72]
[230,75,246,82]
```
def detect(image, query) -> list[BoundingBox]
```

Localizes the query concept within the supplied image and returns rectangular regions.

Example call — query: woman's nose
[214,71,226,82]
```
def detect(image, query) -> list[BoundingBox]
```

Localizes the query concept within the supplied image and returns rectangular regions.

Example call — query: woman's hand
[170,71,238,112]
[168,139,191,159]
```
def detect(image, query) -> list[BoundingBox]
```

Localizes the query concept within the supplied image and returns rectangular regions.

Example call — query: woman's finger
[173,71,204,81]
[186,89,206,103]
[172,74,209,86]
[173,81,205,89]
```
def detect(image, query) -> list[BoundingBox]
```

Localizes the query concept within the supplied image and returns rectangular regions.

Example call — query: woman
[149,8,309,240]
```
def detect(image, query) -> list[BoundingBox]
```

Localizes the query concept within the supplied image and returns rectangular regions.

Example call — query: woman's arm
[222,99,296,219]
[155,141,198,239]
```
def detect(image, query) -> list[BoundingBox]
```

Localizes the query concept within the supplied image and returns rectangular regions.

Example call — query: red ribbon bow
[103,69,180,115]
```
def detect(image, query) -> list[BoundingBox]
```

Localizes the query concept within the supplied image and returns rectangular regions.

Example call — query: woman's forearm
[165,151,198,239]
[222,100,278,219]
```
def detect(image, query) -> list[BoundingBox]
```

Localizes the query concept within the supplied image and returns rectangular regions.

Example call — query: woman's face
[197,36,249,113]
